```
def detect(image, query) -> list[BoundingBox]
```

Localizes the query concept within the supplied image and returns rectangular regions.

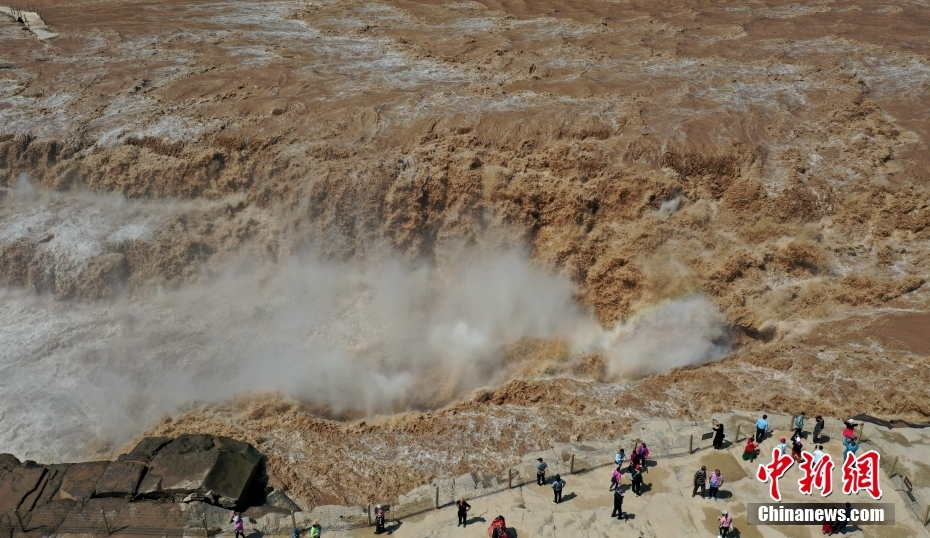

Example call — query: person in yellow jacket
[309,520,321,538]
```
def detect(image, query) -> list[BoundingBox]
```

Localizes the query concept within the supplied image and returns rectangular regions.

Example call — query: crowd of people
[239,413,870,537]
[743,414,861,462]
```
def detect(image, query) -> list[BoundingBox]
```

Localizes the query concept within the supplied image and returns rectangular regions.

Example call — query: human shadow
[560,493,577,503]
[640,483,653,494]
[465,516,486,525]
[506,527,518,537]
[714,489,733,500]
[384,520,402,534]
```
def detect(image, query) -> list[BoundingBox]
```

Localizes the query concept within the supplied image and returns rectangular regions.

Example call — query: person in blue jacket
[755,414,769,443]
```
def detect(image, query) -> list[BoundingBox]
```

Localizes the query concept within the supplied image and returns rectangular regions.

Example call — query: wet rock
[0,453,21,472]
[187,501,235,531]
[160,433,215,455]
[58,462,109,501]
[182,491,218,503]
[34,464,70,506]
[138,434,262,508]
[0,464,47,509]
[1,433,264,521]
[138,449,219,498]
[119,436,172,463]
[206,447,262,508]
[95,460,146,498]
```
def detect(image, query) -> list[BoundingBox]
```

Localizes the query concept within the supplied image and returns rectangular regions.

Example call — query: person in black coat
[813,416,825,443]
[611,488,624,520]
[630,466,644,496]
[712,420,725,450]
[456,498,471,527]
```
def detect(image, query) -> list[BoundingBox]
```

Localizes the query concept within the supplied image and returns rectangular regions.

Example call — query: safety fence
[232,412,834,533]
[0,506,188,536]
[865,432,930,528]
[2,412,924,536]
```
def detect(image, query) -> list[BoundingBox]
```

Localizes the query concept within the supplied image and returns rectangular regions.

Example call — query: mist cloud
[0,181,731,463]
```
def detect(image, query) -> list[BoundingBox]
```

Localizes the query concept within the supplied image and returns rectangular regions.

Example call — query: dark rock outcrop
[58,462,109,501]
[0,464,46,509]
[0,453,21,472]
[95,460,146,498]
[0,435,269,537]
[118,436,172,463]
[0,434,265,514]
[136,434,262,508]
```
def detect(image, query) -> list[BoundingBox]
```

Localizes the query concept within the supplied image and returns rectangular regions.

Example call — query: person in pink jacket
[718,510,733,536]
[609,466,623,491]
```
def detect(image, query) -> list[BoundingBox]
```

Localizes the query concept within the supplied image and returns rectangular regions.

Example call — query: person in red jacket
[742,437,759,461]
[488,515,508,538]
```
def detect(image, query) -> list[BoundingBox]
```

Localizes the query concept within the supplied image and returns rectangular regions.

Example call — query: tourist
[630,465,644,496]
[842,421,857,442]
[776,437,788,456]
[794,412,806,440]
[456,498,470,527]
[628,447,640,472]
[536,458,547,486]
[813,415,825,443]
[234,515,245,538]
[611,487,624,520]
[615,448,626,467]
[843,437,860,459]
[609,465,623,491]
[308,521,321,538]
[833,503,852,534]
[708,469,724,500]
[718,510,733,537]
[756,414,769,443]
[742,437,760,461]
[551,474,566,504]
[712,420,725,450]
[374,505,385,534]
[489,515,507,538]
[637,443,650,468]
[791,436,804,463]
[693,465,707,498]
[813,445,825,465]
